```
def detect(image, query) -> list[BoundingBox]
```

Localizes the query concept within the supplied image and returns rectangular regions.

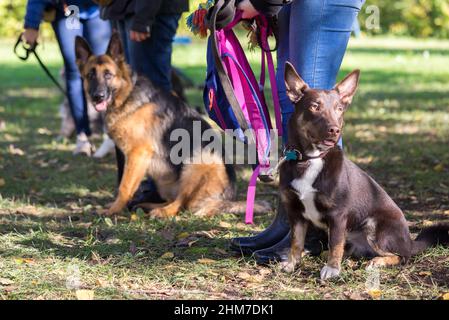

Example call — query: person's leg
[82,14,112,55]
[127,14,181,91]
[251,0,364,264]
[52,17,89,136]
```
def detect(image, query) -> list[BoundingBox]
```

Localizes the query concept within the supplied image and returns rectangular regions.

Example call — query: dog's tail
[194,199,272,217]
[411,223,449,255]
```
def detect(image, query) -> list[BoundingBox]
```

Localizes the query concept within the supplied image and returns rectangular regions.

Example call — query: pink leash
[245,165,261,224]
[245,19,283,224]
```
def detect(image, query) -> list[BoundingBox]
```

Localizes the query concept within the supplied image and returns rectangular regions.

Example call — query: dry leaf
[130,213,139,222]
[76,289,94,300]
[160,252,174,259]
[37,127,52,135]
[258,268,272,276]
[104,217,114,227]
[367,289,382,299]
[96,279,108,288]
[442,292,449,300]
[0,278,14,286]
[237,272,252,280]
[433,163,444,172]
[219,221,232,228]
[418,271,432,277]
[8,144,25,156]
[0,178,5,187]
[197,258,216,264]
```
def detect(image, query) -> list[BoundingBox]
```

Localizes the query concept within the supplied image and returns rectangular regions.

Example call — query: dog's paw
[320,265,340,280]
[97,208,115,216]
[149,208,170,219]
[280,261,296,273]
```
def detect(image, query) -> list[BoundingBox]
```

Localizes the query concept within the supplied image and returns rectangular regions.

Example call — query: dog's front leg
[282,218,308,273]
[320,216,347,280]
[280,188,307,273]
[103,147,151,216]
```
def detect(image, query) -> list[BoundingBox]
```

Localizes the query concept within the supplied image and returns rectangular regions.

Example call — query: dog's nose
[93,92,106,101]
[328,126,340,136]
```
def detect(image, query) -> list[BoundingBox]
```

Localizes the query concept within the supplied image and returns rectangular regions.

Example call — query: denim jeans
[52,14,111,135]
[276,0,365,144]
[117,14,181,91]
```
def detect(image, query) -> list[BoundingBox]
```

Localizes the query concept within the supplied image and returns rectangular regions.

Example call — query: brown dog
[279,62,449,280]
[75,33,269,218]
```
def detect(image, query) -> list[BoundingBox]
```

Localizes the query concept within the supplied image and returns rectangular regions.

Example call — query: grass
[0,35,449,300]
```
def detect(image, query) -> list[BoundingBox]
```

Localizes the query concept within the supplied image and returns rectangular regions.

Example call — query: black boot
[230,199,290,254]
[253,226,328,265]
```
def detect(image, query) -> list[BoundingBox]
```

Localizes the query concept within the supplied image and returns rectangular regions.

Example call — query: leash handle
[13,32,36,61]
[13,32,67,97]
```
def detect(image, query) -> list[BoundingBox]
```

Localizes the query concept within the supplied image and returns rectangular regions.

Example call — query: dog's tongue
[94,101,108,112]
[323,140,335,146]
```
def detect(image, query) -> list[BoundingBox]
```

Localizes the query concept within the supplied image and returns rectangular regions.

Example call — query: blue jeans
[53,14,111,135]
[276,0,364,144]
[117,14,181,91]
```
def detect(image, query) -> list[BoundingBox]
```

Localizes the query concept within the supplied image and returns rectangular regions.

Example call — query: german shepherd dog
[75,33,268,218]
[279,62,449,280]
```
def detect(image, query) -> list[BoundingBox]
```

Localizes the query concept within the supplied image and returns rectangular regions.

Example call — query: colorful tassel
[186,0,215,38]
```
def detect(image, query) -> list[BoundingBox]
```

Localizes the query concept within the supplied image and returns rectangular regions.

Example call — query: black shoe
[253,232,291,265]
[230,200,289,255]
[253,226,328,265]
[127,179,165,211]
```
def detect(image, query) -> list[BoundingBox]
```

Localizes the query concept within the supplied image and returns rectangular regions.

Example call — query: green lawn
[0,36,448,300]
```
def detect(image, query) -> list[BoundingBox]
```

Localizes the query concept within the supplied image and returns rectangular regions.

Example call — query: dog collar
[283,145,330,162]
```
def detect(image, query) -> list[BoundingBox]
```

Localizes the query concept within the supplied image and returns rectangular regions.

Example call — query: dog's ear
[284,62,309,104]
[75,36,93,69]
[106,32,125,63]
[334,69,360,105]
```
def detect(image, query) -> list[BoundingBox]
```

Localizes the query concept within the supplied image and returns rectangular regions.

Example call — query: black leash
[14,33,67,97]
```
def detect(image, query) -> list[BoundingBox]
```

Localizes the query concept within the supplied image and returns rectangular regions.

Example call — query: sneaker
[93,134,115,158]
[73,132,94,156]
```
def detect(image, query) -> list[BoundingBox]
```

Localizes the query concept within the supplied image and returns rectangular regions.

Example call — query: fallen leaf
[160,252,174,259]
[237,272,252,280]
[0,278,14,286]
[177,232,190,239]
[418,271,432,277]
[37,127,52,135]
[367,289,382,299]
[8,144,25,156]
[104,217,114,227]
[197,258,216,264]
[0,178,5,187]
[433,163,444,172]
[442,292,449,300]
[75,289,94,300]
[96,279,108,288]
[219,221,232,228]
[258,268,272,276]
[130,213,139,222]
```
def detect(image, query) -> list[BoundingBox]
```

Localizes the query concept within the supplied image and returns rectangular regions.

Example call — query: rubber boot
[254,225,329,265]
[230,199,290,254]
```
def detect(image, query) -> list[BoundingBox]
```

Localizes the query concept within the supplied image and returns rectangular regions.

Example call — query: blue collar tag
[285,150,298,161]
